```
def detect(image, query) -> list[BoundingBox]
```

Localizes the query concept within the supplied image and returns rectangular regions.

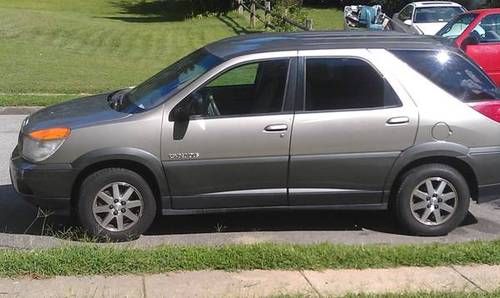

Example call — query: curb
[0,106,43,115]
[0,265,499,297]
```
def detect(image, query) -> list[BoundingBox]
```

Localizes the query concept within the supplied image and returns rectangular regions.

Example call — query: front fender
[72,147,170,198]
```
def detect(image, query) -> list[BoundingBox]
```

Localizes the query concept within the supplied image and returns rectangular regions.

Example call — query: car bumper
[469,148,500,204]
[9,147,76,215]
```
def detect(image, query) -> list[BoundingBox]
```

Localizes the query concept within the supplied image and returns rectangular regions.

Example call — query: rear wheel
[77,168,157,241]
[394,164,470,236]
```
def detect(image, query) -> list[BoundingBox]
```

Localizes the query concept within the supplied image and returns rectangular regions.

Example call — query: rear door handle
[264,124,288,132]
[386,116,410,125]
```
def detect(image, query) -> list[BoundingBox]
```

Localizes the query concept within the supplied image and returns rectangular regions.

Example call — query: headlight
[22,127,71,162]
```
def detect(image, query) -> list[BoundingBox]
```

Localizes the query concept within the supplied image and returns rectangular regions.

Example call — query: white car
[393,1,466,35]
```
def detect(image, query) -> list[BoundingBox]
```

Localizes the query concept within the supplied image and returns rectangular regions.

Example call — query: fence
[235,0,313,31]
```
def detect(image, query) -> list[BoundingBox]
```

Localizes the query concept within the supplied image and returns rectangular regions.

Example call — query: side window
[207,63,258,87]
[188,59,289,118]
[399,5,413,21]
[391,50,498,102]
[304,58,401,111]
[473,14,500,43]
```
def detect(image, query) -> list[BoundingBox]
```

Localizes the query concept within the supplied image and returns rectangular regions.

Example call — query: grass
[275,291,500,297]
[344,293,500,298]
[1,240,500,278]
[0,0,343,106]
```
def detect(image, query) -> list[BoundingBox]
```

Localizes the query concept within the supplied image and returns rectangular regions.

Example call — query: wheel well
[389,156,479,206]
[71,159,162,213]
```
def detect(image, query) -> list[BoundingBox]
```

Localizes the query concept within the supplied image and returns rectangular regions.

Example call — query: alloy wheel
[410,177,458,226]
[92,182,144,232]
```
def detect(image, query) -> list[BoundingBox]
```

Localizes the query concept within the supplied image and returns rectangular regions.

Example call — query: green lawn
[0,0,343,106]
[1,241,500,278]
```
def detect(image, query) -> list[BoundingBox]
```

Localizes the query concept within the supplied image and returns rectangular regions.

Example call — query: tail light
[468,101,500,123]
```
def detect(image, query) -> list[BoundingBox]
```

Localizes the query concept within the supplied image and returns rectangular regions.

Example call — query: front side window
[472,14,500,43]
[399,5,413,21]
[305,58,401,111]
[414,7,464,24]
[185,59,289,118]
[391,50,498,102]
[437,13,478,39]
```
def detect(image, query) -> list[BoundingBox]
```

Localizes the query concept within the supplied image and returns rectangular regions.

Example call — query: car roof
[411,1,463,8]
[204,31,449,60]
[470,8,500,15]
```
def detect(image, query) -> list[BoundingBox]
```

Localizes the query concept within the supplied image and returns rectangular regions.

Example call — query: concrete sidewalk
[0,265,499,297]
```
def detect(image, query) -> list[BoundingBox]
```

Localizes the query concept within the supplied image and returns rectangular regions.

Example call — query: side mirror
[403,19,413,26]
[169,101,192,122]
[461,32,480,50]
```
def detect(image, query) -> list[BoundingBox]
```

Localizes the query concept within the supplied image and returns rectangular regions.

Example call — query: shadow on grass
[107,0,231,23]
[105,0,260,36]
[216,14,262,35]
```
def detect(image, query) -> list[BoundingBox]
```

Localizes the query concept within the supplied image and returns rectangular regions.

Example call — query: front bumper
[9,147,76,215]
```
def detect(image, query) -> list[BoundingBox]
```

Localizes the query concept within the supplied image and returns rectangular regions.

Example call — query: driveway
[1,114,499,249]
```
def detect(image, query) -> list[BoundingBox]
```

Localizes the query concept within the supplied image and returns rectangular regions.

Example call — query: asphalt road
[1,115,500,249]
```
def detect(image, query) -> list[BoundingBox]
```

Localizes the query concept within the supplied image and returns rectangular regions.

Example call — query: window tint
[391,50,498,102]
[208,63,258,87]
[305,58,401,111]
[473,14,500,43]
[187,59,289,117]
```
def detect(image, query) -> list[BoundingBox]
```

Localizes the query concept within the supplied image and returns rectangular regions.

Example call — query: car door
[464,13,500,85]
[289,49,418,206]
[161,56,297,209]
[392,4,416,34]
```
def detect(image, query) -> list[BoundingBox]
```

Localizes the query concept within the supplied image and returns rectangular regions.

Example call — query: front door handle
[386,116,410,125]
[264,124,288,132]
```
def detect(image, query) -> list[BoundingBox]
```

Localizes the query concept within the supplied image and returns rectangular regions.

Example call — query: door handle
[264,124,288,132]
[386,116,410,125]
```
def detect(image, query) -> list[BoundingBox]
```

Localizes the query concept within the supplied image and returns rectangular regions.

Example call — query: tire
[77,168,157,241]
[394,164,470,236]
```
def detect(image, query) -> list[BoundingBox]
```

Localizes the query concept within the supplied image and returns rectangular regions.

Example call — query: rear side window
[473,14,500,43]
[391,50,498,102]
[305,58,401,111]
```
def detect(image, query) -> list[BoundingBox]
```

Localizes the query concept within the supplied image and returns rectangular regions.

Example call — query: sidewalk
[0,265,499,297]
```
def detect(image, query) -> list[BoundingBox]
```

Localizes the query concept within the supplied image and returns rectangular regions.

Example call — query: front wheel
[77,168,157,241]
[394,164,470,236]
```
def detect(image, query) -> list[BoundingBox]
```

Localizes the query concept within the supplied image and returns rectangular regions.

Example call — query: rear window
[391,50,498,102]
[414,7,464,23]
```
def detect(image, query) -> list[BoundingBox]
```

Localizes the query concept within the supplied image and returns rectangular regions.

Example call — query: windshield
[120,48,223,113]
[414,7,464,23]
[437,13,478,39]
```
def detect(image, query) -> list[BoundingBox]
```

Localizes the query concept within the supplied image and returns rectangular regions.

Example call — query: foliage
[303,0,499,15]
[270,0,308,32]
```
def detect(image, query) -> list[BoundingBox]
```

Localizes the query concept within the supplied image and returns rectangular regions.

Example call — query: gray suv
[10,32,500,241]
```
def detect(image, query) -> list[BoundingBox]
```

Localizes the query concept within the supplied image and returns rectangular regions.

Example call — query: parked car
[10,31,500,241]
[392,1,466,35]
[436,8,500,86]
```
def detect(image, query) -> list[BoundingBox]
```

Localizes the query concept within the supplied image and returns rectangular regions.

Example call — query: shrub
[270,0,308,32]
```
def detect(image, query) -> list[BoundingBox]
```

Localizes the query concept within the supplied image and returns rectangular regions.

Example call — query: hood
[24,92,130,132]
[414,23,447,35]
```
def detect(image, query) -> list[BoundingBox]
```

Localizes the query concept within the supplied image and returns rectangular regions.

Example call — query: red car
[437,8,500,86]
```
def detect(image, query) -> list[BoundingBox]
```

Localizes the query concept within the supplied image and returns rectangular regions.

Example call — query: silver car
[10,31,500,241]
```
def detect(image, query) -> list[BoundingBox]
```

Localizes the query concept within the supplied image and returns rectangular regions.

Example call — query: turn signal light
[29,127,71,141]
